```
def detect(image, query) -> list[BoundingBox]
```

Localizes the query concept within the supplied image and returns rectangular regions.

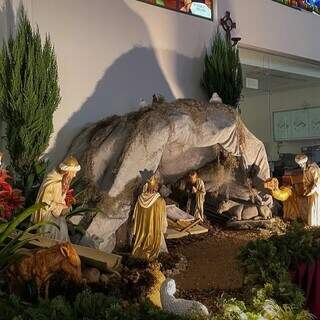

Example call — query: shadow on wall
[2,0,14,39]
[48,46,174,163]
[47,0,175,164]
[48,0,209,164]
[49,46,206,164]
[175,47,207,99]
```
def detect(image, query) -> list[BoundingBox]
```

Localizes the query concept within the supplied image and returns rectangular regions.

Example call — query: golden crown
[148,175,158,188]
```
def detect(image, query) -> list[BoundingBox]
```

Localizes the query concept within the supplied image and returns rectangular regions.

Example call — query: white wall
[242,85,320,161]
[7,0,217,163]
[219,0,320,62]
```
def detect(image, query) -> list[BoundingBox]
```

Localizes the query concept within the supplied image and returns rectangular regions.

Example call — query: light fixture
[231,37,241,47]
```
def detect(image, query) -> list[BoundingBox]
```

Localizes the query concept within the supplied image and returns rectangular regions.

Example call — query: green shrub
[211,297,313,320]
[239,223,320,311]
[0,291,189,320]
[0,203,45,272]
[210,284,313,320]
[0,8,60,191]
[74,290,115,319]
[0,294,24,320]
[202,30,243,107]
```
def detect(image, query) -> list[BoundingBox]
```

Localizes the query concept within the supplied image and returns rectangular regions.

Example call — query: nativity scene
[0,4,320,320]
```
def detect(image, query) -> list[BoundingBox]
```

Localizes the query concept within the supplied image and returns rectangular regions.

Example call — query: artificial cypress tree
[0,9,60,190]
[202,30,243,108]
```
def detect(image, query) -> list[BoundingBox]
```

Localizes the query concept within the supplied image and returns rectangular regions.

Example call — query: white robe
[31,170,70,242]
[304,163,320,226]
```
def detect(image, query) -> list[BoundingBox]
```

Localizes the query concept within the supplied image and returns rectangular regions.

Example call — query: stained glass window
[138,0,213,20]
[272,0,320,15]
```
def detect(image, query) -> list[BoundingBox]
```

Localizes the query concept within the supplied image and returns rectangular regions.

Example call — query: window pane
[138,0,213,20]
[272,0,320,15]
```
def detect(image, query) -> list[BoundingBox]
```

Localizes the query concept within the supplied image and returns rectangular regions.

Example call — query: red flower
[0,169,24,220]
[65,188,76,208]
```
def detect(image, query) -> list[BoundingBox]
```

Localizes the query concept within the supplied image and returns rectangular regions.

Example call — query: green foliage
[212,298,313,320]
[0,8,60,186]
[211,286,313,320]
[262,300,314,320]
[25,296,75,320]
[13,159,49,207]
[0,291,189,320]
[202,30,243,107]
[70,176,91,202]
[239,223,320,311]
[0,294,25,320]
[73,289,115,318]
[65,177,102,236]
[0,203,46,272]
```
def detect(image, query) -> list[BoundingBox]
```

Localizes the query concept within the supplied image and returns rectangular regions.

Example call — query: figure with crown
[131,175,168,261]
[31,156,81,241]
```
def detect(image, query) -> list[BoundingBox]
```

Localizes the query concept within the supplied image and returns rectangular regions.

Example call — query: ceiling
[242,64,320,96]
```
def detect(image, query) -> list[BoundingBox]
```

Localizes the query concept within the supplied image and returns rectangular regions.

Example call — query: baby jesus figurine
[187,171,206,221]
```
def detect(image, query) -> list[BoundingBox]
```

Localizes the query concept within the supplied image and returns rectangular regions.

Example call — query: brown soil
[167,227,270,298]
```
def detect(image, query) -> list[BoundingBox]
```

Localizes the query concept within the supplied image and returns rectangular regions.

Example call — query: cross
[220,11,238,43]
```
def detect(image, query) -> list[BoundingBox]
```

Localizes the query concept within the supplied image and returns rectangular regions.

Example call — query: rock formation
[68,99,270,251]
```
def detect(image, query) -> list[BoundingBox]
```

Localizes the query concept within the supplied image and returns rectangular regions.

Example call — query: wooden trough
[165,224,209,239]
[165,205,209,239]
[28,236,122,272]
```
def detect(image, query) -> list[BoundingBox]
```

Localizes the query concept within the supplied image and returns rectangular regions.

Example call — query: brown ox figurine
[7,242,82,298]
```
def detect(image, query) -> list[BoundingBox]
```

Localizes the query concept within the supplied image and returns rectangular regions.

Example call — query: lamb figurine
[160,278,209,317]
[209,92,222,104]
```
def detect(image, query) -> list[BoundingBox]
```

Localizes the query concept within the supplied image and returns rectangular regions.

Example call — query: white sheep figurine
[160,278,209,317]
[209,92,222,104]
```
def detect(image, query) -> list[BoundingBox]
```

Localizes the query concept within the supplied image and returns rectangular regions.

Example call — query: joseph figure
[131,175,168,261]
[31,156,81,242]
[186,171,206,221]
